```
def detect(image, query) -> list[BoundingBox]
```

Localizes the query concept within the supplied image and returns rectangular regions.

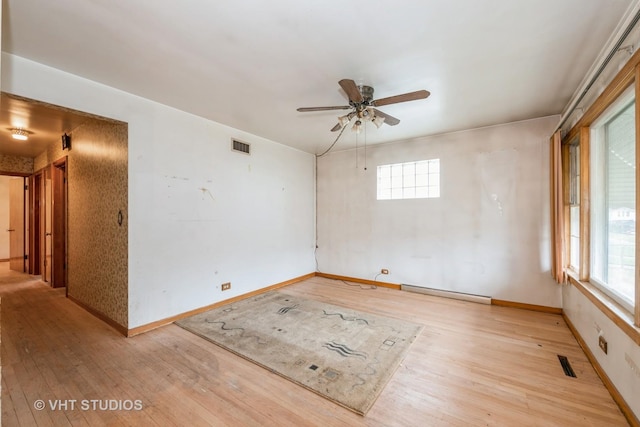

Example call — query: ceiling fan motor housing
[359,85,374,103]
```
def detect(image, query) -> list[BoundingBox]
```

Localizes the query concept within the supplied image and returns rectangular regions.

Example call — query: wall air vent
[231,139,251,155]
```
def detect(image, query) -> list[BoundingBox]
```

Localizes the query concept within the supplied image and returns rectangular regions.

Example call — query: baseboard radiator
[401,284,492,305]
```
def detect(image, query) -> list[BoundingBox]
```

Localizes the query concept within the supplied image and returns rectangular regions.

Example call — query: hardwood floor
[0,264,629,426]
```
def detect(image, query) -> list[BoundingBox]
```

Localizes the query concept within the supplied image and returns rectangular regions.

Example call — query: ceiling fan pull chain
[364,122,367,171]
[355,131,358,169]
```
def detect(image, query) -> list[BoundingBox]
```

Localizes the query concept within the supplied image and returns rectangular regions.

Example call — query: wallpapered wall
[0,154,34,175]
[35,118,129,328]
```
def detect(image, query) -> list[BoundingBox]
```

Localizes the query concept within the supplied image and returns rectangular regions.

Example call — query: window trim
[560,57,640,330]
[567,271,640,346]
[588,87,636,313]
[376,159,440,201]
[567,140,580,271]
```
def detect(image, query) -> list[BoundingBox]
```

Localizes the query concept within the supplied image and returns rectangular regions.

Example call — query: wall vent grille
[232,139,251,155]
[557,355,577,378]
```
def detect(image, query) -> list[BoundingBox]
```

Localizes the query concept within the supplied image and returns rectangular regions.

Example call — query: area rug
[176,291,423,415]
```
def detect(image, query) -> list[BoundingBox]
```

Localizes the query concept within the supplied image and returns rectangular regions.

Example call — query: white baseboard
[401,284,491,305]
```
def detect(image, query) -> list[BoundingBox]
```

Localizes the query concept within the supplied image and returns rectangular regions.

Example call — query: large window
[590,89,636,312]
[377,159,440,200]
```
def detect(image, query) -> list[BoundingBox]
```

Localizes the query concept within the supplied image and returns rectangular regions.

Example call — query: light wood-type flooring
[0,263,629,426]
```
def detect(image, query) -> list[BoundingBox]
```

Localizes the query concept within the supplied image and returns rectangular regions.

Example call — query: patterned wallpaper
[0,154,34,175]
[68,119,129,328]
[37,117,129,328]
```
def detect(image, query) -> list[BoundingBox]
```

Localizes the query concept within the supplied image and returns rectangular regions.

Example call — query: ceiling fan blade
[330,123,342,132]
[297,106,351,112]
[372,109,400,126]
[373,90,430,107]
[339,79,364,103]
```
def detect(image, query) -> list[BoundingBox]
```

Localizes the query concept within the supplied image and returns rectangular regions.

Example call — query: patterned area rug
[176,291,423,415]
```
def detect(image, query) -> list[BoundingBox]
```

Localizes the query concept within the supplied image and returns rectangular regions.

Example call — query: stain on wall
[0,154,34,175]
[316,116,561,307]
[36,118,129,328]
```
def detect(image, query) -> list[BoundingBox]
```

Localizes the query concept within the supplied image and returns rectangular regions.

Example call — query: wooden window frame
[565,139,581,272]
[562,51,640,336]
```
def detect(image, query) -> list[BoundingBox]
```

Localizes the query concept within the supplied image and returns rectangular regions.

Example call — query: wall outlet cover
[598,335,608,354]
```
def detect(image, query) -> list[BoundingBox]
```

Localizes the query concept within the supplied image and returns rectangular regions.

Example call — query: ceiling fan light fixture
[10,128,29,141]
[373,115,386,129]
[363,108,375,121]
[338,114,352,127]
[297,78,428,147]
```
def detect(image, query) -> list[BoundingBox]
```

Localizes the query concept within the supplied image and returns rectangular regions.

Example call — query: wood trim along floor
[314,272,567,314]
[563,313,640,427]
[126,272,316,337]
[314,272,401,290]
[68,294,128,336]
[491,299,563,315]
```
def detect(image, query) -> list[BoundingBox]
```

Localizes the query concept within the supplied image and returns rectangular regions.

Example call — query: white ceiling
[1,0,635,155]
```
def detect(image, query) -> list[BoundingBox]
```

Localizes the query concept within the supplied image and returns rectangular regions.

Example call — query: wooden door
[44,170,52,282]
[8,177,25,272]
[28,173,42,275]
[52,160,67,288]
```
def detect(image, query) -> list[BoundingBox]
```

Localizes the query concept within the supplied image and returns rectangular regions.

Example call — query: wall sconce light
[62,133,71,150]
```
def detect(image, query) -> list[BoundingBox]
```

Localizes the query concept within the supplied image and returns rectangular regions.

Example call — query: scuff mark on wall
[479,149,518,217]
[165,175,190,181]
[199,187,215,201]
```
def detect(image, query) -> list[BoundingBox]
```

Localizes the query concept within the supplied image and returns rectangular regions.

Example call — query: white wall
[317,116,561,307]
[563,284,640,420]
[2,53,316,329]
[0,175,10,260]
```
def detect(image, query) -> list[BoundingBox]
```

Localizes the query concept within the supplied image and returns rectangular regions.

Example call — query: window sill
[566,270,640,345]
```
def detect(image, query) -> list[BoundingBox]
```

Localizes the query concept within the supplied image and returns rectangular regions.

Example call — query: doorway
[28,172,42,275]
[35,159,67,288]
[8,176,26,273]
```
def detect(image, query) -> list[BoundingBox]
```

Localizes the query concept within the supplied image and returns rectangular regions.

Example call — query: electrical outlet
[381,269,389,275]
[625,353,640,378]
[221,282,231,291]
[598,336,608,354]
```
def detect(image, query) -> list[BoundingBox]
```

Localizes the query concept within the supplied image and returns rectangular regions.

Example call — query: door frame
[28,171,43,275]
[7,176,26,272]
[51,157,67,288]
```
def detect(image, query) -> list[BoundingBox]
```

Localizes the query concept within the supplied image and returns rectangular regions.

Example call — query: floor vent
[558,355,577,378]
[232,139,251,154]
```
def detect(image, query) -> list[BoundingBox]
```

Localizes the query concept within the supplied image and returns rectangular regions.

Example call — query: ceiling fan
[297,79,430,133]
